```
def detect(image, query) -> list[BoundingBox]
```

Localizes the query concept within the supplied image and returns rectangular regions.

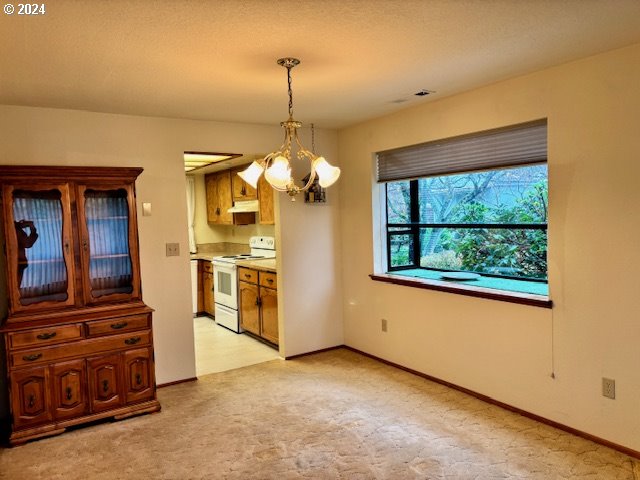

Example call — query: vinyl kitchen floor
[193,315,281,376]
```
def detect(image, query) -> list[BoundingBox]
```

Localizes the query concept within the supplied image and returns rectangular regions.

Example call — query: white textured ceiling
[2,0,640,129]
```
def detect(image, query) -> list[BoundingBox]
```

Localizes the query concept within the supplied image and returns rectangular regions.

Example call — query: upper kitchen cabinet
[0,167,145,317]
[257,174,275,225]
[205,170,233,225]
[205,170,255,225]
[231,166,257,201]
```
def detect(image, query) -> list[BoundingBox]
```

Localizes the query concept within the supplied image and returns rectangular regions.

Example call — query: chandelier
[238,58,341,199]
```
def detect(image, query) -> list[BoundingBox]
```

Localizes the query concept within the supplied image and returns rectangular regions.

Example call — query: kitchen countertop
[190,253,217,262]
[191,254,277,273]
[190,251,248,262]
[235,258,277,273]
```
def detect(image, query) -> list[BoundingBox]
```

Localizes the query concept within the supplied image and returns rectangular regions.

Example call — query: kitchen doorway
[185,152,280,377]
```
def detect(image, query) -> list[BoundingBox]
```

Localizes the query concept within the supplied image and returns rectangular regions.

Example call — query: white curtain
[186,176,197,253]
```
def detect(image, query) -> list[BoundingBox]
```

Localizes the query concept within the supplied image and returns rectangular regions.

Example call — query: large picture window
[378,120,548,297]
[387,164,547,280]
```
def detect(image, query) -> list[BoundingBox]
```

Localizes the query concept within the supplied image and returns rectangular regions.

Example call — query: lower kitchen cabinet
[200,260,215,317]
[238,267,278,346]
[197,260,204,313]
[239,282,260,335]
[259,287,279,345]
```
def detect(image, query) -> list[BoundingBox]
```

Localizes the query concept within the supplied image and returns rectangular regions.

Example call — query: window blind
[377,119,547,182]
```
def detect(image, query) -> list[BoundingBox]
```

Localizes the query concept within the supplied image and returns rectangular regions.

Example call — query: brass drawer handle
[125,336,141,345]
[110,321,128,330]
[22,353,42,362]
[266,278,273,284]
[244,273,252,278]
[36,332,57,340]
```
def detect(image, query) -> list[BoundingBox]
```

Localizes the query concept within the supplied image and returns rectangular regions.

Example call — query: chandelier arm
[290,130,318,192]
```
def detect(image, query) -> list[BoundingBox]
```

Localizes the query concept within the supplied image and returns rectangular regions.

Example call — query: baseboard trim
[157,377,198,388]
[343,346,640,460]
[285,345,345,360]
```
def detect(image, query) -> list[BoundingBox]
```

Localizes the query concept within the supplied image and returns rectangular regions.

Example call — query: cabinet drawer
[11,331,152,368]
[86,314,150,337]
[238,267,258,284]
[259,271,277,289]
[202,261,213,273]
[8,324,83,350]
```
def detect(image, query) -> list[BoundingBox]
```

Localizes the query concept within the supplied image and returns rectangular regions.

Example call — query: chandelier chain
[287,65,294,119]
[311,123,315,154]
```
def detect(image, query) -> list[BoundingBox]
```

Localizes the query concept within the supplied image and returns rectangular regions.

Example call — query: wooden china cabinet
[0,166,160,446]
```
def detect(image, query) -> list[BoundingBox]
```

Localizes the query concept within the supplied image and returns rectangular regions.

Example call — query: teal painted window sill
[370,270,551,308]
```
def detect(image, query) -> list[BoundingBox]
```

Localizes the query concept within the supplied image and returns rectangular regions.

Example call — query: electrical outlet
[602,377,615,399]
[165,242,180,257]
[381,318,388,332]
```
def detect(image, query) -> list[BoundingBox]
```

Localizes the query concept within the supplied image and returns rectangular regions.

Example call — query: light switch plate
[142,202,152,216]
[166,243,180,257]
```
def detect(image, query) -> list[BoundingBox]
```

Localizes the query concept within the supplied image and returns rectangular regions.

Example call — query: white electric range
[211,236,275,333]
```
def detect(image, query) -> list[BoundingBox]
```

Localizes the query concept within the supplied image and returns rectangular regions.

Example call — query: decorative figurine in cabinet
[0,166,160,446]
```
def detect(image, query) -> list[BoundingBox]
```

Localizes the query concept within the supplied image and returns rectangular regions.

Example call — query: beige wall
[191,173,275,246]
[0,106,343,395]
[277,149,345,357]
[338,43,640,451]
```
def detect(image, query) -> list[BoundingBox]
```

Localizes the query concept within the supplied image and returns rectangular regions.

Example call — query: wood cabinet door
[122,348,155,404]
[259,287,279,345]
[216,171,234,225]
[239,281,260,335]
[88,353,123,413]
[205,171,233,224]
[231,167,258,201]
[197,261,205,313]
[2,183,77,314]
[76,183,141,305]
[257,175,275,225]
[202,271,214,316]
[10,365,52,429]
[51,359,87,420]
[204,173,220,223]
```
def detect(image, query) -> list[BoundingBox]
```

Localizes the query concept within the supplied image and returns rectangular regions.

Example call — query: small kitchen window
[373,120,551,307]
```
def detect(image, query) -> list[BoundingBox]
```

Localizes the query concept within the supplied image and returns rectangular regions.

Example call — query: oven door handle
[212,262,237,272]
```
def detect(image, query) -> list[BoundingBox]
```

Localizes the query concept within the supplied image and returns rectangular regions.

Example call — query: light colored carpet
[0,349,638,479]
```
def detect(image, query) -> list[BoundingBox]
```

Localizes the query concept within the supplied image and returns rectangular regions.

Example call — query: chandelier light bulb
[237,161,264,189]
[314,157,341,188]
[264,155,292,189]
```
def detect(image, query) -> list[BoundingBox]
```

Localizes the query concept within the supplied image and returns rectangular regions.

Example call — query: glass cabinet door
[77,184,141,304]
[3,184,76,312]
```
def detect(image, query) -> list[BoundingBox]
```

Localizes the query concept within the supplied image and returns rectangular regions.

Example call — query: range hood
[227,200,259,213]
